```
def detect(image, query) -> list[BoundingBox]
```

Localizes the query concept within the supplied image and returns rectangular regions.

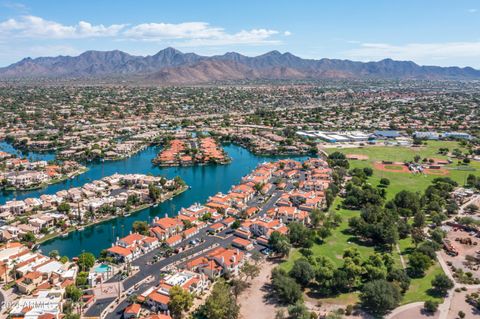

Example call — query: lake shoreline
[37,185,189,249]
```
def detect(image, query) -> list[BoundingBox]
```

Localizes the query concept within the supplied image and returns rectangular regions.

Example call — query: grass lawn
[325,141,480,201]
[280,142,477,305]
[280,197,398,272]
[398,237,444,304]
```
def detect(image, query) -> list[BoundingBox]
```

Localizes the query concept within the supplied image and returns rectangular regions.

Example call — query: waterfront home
[0,200,26,215]
[88,263,117,287]
[106,245,134,262]
[17,223,39,235]
[152,216,184,236]
[149,226,168,241]
[6,171,49,188]
[24,198,43,210]
[0,151,11,160]
[179,203,215,221]
[67,188,83,202]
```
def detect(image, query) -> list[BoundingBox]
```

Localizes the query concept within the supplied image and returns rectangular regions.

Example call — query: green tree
[240,262,260,281]
[168,285,193,319]
[287,302,313,319]
[379,178,390,187]
[269,231,291,257]
[271,267,303,304]
[75,271,88,287]
[77,252,95,271]
[289,258,315,287]
[57,202,71,213]
[360,279,401,316]
[49,250,59,259]
[387,269,411,294]
[148,184,162,201]
[230,279,248,300]
[288,222,313,248]
[424,300,439,313]
[22,231,36,243]
[408,252,432,277]
[132,220,149,235]
[65,285,82,302]
[431,274,454,296]
[197,279,239,319]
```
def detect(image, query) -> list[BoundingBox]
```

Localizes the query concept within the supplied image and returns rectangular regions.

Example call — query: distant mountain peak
[0,47,479,82]
[154,47,183,55]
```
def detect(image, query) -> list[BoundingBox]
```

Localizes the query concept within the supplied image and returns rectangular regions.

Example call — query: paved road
[386,302,424,319]
[91,171,300,318]
[103,232,240,319]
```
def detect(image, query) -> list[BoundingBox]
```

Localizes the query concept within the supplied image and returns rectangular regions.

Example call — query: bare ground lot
[239,259,285,319]
[346,154,369,160]
[448,289,480,319]
[442,230,480,281]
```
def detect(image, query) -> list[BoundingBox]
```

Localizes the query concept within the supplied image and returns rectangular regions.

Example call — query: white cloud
[345,41,480,65]
[468,8,477,13]
[0,15,126,39]
[0,15,282,46]
[284,31,292,36]
[123,22,224,39]
[124,22,279,46]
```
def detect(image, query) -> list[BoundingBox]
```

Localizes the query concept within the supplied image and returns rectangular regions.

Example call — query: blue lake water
[0,142,310,257]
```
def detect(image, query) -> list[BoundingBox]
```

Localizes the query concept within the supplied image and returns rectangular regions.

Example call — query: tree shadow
[346,236,376,249]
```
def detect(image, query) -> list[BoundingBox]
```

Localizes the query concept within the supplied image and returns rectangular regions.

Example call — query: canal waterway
[0,142,309,257]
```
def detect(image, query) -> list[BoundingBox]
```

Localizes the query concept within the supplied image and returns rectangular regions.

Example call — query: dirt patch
[442,230,480,281]
[374,162,410,173]
[424,168,450,176]
[449,288,480,318]
[346,154,369,160]
[239,260,284,319]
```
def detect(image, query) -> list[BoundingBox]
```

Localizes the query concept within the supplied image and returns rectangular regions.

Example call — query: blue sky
[0,0,480,67]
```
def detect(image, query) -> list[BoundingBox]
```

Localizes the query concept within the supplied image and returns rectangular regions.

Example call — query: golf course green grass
[281,141,480,306]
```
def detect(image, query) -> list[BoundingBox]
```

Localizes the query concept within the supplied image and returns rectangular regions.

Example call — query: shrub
[423,300,439,313]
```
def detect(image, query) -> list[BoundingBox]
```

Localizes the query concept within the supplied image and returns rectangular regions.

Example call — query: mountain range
[1,47,479,83]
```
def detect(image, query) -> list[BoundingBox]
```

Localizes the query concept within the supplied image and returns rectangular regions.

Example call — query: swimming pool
[94,264,111,273]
